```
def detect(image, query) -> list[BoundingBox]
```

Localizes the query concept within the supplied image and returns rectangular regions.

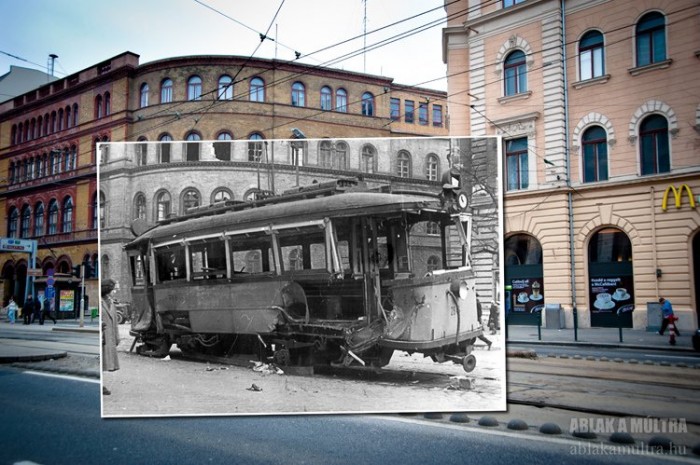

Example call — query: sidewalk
[506,324,697,352]
[0,318,99,363]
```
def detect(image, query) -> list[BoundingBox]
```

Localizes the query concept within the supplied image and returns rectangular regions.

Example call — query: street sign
[27,268,42,277]
[0,238,36,253]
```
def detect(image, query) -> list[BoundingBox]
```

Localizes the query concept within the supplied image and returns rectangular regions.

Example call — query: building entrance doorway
[588,228,634,328]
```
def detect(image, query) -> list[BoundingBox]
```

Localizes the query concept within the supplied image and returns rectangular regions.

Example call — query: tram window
[445,224,465,268]
[338,241,350,271]
[278,226,326,273]
[130,255,146,286]
[190,240,226,279]
[232,250,264,273]
[155,246,186,282]
[376,236,391,269]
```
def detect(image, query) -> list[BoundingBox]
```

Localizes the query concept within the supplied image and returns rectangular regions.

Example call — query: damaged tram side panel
[126,177,485,372]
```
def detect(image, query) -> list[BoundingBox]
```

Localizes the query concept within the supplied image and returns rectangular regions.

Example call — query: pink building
[443,0,700,330]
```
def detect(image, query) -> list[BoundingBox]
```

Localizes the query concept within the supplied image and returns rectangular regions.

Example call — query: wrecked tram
[126,178,485,372]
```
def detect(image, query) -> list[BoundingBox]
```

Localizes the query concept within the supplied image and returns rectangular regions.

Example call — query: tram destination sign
[0,238,36,253]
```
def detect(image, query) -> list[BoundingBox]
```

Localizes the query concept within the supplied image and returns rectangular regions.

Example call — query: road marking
[23,371,100,384]
[378,416,698,463]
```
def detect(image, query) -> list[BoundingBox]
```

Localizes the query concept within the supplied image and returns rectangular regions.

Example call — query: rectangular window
[419,103,428,125]
[390,98,400,121]
[503,0,525,7]
[405,100,414,123]
[155,246,187,282]
[505,137,529,191]
[190,240,227,280]
[432,105,443,127]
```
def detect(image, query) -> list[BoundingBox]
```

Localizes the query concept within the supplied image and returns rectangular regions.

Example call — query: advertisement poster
[589,276,634,314]
[508,278,544,313]
[59,290,75,312]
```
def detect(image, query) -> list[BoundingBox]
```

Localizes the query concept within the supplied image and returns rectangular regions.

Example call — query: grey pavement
[0,318,99,363]
[506,324,698,352]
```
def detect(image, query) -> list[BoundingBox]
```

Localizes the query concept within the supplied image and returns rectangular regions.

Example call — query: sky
[0,0,448,91]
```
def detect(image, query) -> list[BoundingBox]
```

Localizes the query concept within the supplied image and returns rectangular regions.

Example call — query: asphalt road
[0,366,691,465]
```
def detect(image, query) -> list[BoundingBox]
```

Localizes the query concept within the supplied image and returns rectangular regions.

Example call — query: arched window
[62,197,73,233]
[20,205,31,238]
[98,192,105,229]
[159,134,172,163]
[427,256,441,272]
[504,50,527,96]
[336,88,347,113]
[320,86,332,111]
[250,77,265,102]
[504,234,544,315]
[245,251,262,273]
[11,124,16,145]
[218,75,233,100]
[72,103,79,126]
[214,132,233,161]
[361,92,374,116]
[426,154,439,181]
[34,203,45,237]
[319,141,332,168]
[181,189,200,213]
[582,126,608,183]
[65,106,71,129]
[212,188,232,203]
[291,82,305,107]
[156,191,171,221]
[361,145,376,173]
[134,193,147,220]
[91,253,99,278]
[101,255,110,280]
[136,137,148,166]
[47,200,59,235]
[140,83,149,108]
[95,94,103,118]
[636,12,666,67]
[639,114,670,175]
[397,151,411,178]
[51,111,57,133]
[579,30,604,81]
[161,78,173,103]
[248,133,264,162]
[104,92,111,116]
[57,109,63,131]
[185,132,201,161]
[7,208,18,238]
[187,76,202,101]
[335,142,348,170]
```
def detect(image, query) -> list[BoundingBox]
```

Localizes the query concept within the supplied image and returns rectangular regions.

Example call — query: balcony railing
[3,164,96,193]
[35,228,97,246]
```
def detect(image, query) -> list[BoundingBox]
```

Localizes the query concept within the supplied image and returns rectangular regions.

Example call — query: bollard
[573,306,578,342]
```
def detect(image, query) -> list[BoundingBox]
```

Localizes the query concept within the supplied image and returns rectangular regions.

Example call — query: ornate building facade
[443,0,700,330]
[1,51,450,312]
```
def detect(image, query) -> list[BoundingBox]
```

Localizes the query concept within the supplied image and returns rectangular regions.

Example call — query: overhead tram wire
[169,2,485,137]
[117,0,486,142]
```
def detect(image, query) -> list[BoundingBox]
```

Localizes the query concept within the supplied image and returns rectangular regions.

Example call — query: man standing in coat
[101,279,120,395]
[23,295,37,325]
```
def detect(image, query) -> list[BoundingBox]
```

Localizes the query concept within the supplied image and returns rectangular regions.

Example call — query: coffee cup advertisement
[509,278,544,313]
[589,276,634,313]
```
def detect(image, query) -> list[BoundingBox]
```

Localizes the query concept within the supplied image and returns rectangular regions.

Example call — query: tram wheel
[273,348,291,366]
[462,354,477,373]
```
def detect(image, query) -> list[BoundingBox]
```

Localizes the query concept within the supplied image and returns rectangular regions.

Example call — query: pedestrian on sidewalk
[476,296,492,350]
[23,295,37,325]
[101,279,120,396]
[6,297,17,324]
[39,296,56,325]
[658,297,680,337]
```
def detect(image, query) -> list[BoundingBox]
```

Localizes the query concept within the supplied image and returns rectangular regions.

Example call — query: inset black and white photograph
[98,136,504,417]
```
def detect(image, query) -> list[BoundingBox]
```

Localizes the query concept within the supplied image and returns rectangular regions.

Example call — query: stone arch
[572,112,616,151]
[576,209,642,253]
[495,35,535,75]
[628,100,678,143]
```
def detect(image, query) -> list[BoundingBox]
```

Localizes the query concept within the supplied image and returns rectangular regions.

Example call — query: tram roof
[127,190,443,248]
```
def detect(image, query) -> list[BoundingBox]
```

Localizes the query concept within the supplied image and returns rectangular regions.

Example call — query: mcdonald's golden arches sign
[662,184,696,211]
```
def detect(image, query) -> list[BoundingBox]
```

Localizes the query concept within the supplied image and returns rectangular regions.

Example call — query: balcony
[2,164,96,195]
[36,229,97,246]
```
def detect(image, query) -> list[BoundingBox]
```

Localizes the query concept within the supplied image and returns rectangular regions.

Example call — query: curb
[411,413,700,458]
[52,327,99,334]
[10,361,100,380]
[507,339,696,353]
[0,352,68,364]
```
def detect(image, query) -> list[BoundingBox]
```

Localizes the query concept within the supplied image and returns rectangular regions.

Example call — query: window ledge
[498,91,532,105]
[628,59,673,76]
[572,74,611,90]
